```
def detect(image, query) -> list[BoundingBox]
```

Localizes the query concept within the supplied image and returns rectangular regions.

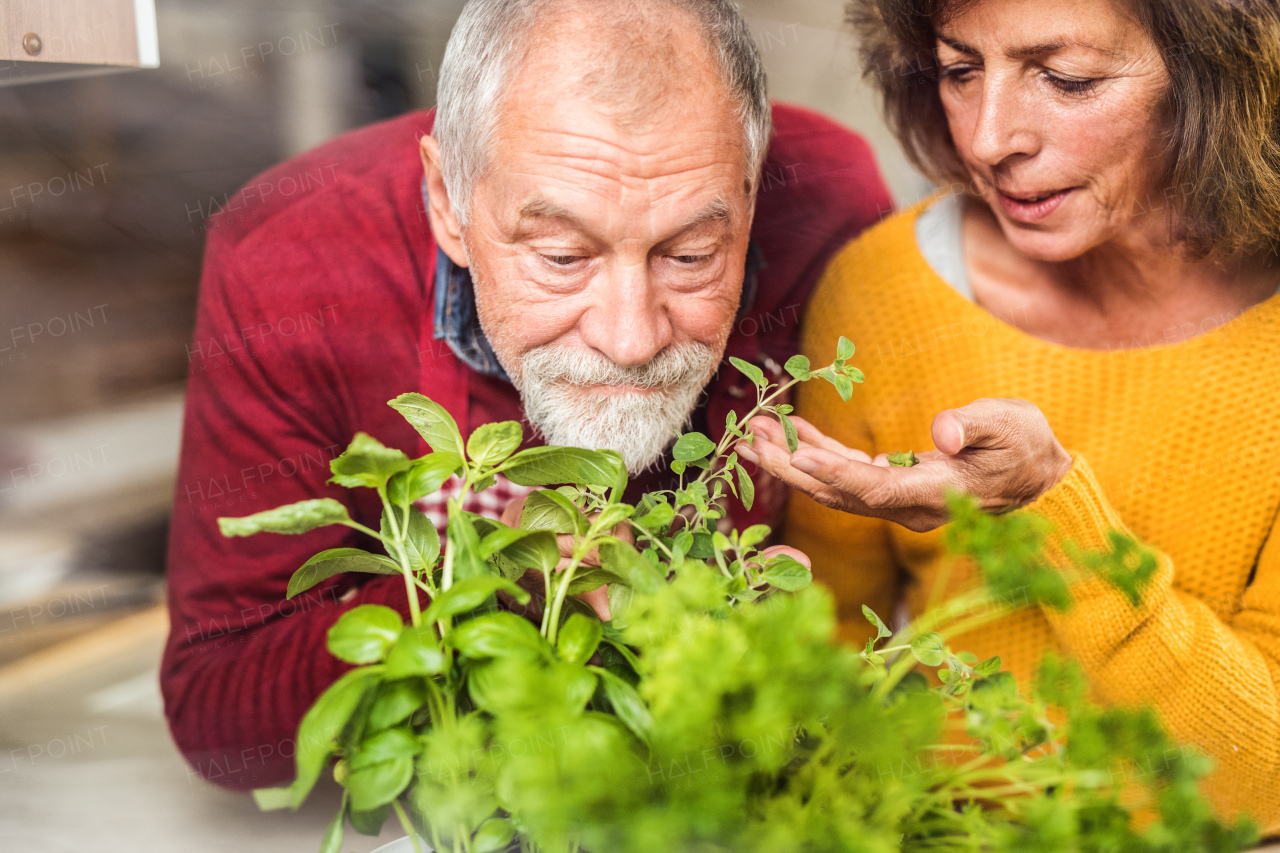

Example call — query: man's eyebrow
[516,197,580,224]
[677,198,733,231]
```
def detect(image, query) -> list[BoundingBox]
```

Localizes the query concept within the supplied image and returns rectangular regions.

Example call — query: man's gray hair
[434,0,771,225]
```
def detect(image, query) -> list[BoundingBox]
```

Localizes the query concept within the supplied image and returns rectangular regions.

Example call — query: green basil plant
[219,339,1256,853]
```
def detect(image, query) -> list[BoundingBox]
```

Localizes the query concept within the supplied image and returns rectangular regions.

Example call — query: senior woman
[739,0,1280,831]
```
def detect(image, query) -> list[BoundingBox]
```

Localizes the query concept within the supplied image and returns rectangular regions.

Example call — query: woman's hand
[736,398,1073,533]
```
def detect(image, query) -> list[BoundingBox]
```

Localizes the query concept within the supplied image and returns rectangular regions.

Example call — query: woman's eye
[939,64,978,84]
[1044,72,1099,96]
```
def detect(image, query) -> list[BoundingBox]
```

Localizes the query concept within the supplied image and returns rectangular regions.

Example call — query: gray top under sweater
[914,193,973,300]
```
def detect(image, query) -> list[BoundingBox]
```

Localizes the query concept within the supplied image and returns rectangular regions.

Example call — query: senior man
[163,0,890,789]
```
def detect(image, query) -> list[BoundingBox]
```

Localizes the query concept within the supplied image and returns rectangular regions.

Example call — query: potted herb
[220,340,1257,853]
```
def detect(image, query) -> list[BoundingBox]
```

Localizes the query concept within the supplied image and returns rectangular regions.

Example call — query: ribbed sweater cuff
[1026,454,1130,553]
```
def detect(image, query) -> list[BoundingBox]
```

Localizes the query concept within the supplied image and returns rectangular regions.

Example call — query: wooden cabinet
[0,0,157,85]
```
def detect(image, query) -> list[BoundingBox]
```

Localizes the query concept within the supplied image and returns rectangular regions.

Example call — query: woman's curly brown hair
[851,0,1280,257]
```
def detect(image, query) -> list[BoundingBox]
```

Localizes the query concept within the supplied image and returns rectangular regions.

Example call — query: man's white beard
[508,342,722,475]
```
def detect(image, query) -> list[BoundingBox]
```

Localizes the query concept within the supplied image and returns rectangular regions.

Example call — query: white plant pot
[371,837,433,853]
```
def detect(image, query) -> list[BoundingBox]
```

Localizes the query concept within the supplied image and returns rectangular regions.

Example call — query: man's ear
[419,134,470,269]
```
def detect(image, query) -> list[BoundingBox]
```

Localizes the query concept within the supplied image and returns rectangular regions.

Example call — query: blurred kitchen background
[0,1,928,850]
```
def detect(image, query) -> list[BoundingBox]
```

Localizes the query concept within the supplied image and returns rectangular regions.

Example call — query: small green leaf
[450,612,549,661]
[778,413,799,453]
[347,756,413,812]
[466,421,523,466]
[347,803,389,837]
[635,501,675,531]
[736,465,755,511]
[847,366,866,384]
[330,432,414,489]
[729,356,766,388]
[974,656,1002,678]
[672,431,716,463]
[319,799,345,852]
[600,541,663,594]
[521,489,587,536]
[401,506,441,572]
[446,500,488,581]
[564,566,625,596]
[591,503,634,533]
[739,524,771,551]
[474,818,517,853]
[862,604,892,640]
[388,393,466,457]
[784,354,811,381]
[384,626,445,679]
[287,549,402,600]
[496,529,560,575]
[557,612,603,664]
[774,404,794,415]
[591,666,653,743]
[367,679,428,732]
[834,373,855,402]
[327,605,403,664]
[607,583,634,630]
[836,336,856,361]
[350,727,419,770]
[762,556,812,591]
[670,460,687,476]
[254,667,380,810]
[502,446,626,491]
[386,452,463,506]
[219,498,351,538]
[888,450,919,468]
[910,632,946,667]
[422,575,529,624]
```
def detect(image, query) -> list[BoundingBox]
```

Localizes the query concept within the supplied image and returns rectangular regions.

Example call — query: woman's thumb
[931,408,969,455]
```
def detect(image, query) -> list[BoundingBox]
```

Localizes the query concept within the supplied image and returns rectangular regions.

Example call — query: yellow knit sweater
[786,204,1280,832]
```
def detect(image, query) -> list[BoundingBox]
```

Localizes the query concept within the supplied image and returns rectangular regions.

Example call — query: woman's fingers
[757,544,811,569]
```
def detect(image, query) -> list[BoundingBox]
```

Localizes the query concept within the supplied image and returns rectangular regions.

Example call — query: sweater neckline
[903,197,1280,359]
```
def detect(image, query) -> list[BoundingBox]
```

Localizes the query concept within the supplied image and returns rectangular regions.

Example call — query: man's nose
[577,259,673,368]
[969,74,1040,168]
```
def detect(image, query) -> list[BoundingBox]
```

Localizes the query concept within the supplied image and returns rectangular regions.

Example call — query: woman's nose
[968,75,1040,167]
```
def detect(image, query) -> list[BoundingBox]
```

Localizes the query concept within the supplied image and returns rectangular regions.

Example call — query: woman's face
[936,0,1172,262]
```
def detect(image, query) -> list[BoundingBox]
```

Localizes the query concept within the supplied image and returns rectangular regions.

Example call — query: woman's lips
[995,188,1074,224]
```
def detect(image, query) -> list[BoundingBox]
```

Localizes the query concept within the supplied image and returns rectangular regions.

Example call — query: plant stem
[546,544,591,645]
[392,800,425,853]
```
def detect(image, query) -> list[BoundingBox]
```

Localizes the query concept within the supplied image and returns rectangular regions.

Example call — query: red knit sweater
[161,103,892,789]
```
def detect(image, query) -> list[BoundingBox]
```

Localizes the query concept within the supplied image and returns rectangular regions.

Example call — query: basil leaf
[521,489,588,536]
[401,505,441,573]
[329,432,413,489]
[350,726,419,770]
[367,679,428,732]
[347,755,413,812]
[218,498,351,538]
[446,499,488,582]
[473,818,517,853]
[466,421,523,466]
[423,575,529,624]
[384,626,445,679]
[450,612,549,661]
[287,548,402,600]
[388,393,466,457]
[600,541,663,594]
[253,666,380,810]
[496,529,560,574]
[347,803,389,837]
[503,446,626,491]
[590,665,653,744]
[327,605,403,664]
[557,612,603,664]
[386,452,463,506]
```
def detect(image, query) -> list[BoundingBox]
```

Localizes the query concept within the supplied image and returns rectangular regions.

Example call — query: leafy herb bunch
[219,339,1255,853]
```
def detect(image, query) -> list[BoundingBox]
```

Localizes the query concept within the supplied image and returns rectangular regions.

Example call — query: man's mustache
[520,342,719,389]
